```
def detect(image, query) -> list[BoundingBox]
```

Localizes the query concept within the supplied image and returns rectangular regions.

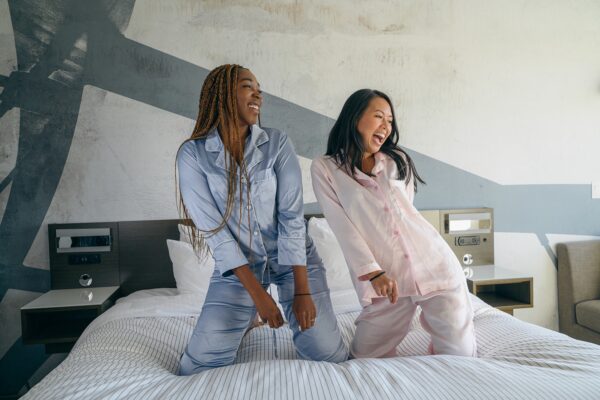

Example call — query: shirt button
[384,206,390,212]
[253,230,259,236]
[247,204,252,210]
[404,254,410,259]
[393,230,400,235]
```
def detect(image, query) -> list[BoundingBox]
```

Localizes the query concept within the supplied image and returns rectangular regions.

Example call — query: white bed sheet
[23,291,600,400]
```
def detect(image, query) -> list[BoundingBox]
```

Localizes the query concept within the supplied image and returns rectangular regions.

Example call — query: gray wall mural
[0,0,599,396]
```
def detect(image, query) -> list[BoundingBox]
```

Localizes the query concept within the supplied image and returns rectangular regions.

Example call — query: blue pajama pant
[178,262,348,375]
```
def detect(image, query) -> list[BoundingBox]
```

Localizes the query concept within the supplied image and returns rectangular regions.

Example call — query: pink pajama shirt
[311,152,476,357]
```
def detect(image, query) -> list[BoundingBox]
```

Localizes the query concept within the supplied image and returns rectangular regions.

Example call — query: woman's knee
[297,336,349,363]
[178,351,216,376]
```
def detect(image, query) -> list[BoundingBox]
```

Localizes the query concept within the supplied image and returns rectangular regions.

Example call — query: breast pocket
[389,179,407,195]
[252,168,277,209]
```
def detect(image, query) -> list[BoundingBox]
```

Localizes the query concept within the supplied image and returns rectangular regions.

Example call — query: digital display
[446,212,492,234]
[56,228,111,253]
[67,236,110,248]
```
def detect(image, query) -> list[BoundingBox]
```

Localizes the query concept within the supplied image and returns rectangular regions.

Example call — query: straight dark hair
[326,89,425,192]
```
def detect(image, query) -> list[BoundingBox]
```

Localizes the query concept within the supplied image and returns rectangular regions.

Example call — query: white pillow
[308,217,356,293]
[166,239,214,294]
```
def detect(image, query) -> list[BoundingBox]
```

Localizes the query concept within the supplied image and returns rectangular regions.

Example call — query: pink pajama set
[311,152,477,358]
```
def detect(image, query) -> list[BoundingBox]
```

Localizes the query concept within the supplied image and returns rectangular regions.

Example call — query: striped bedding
[22,290,600,400]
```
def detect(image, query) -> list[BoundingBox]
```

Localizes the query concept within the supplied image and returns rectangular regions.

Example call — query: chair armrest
[557,241,600,305]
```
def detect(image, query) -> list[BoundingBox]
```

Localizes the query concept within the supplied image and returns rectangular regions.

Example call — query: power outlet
[592,182,600,199]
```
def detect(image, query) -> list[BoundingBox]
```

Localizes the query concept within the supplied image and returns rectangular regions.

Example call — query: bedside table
[465,265,533,315]
[21,286,120,353]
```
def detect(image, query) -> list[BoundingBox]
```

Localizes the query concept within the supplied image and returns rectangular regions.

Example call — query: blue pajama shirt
[176,125,348,375]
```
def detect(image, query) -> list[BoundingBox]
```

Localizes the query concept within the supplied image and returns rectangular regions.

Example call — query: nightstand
[21,286,120,353]
[465,265,533,315]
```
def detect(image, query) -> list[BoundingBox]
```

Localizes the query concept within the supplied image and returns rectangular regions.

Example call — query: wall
[1,0,599,396]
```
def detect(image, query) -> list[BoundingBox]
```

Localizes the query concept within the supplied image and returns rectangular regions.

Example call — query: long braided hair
[175,64,253,256]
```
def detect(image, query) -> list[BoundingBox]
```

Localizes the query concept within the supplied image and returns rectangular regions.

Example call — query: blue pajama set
[177,125,348,375]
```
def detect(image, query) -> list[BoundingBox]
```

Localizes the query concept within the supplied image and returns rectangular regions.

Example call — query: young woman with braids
[311,89,477,359]
[176,64,348,375]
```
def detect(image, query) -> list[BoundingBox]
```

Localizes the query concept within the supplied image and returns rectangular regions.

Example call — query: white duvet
[22,290,600,400]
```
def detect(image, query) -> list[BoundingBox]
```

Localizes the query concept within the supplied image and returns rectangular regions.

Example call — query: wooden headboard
[48,214,323,296]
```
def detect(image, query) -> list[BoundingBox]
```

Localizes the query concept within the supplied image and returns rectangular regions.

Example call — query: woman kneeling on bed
[311,89,477,358]
[176,64,348,375]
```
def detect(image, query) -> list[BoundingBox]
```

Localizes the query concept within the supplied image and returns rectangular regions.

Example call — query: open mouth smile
[248,102,260,113]
[373,132,386,146]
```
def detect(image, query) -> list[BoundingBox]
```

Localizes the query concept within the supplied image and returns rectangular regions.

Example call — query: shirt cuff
[212,239,249,276]
[356,262,383,281]
[277,237,307,266]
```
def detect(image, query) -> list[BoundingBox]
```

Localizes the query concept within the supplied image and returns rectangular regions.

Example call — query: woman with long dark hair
[176,64,347,375]
[311,89,476,359]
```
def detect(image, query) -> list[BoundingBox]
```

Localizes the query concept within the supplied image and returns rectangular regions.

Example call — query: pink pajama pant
[351,282,477,358]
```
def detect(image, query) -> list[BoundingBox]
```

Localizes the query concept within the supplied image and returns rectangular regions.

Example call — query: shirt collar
[205,125,269,172]
[205,124,269,153]
[354,152,387,186]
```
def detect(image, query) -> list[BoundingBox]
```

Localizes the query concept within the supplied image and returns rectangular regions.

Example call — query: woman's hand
[233,265,284,329]
[291,266,316,331]
[366,271,399,304]
[293,294,317,331]
[254,291,285,329]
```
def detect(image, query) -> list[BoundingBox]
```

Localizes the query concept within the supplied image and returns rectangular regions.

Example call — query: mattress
[22,289,600,400]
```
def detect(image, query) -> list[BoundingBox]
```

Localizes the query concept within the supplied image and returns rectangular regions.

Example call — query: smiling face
[356,96,393,158]
[236,68,262,130]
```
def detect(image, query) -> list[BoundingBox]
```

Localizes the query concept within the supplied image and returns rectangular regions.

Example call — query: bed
[22,218,600,399]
